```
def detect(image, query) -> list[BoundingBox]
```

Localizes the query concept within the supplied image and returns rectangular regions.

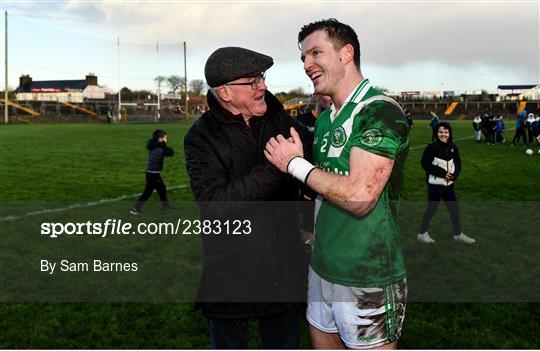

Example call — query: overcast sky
[2,0,539,94]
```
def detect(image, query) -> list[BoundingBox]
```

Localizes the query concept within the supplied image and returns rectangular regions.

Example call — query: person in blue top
[495,115,506,143]
[511,110,528,146]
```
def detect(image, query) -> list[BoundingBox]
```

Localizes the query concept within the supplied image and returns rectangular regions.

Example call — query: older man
[264,19,410,349]
[184,47,313,349]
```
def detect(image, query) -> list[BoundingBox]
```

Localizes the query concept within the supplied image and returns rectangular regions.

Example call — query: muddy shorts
[306,266,407,349]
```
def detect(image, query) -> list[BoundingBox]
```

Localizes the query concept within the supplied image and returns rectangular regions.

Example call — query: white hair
[209,87,221,100]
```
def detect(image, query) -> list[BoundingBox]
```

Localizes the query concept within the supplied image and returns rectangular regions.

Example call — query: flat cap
[205,47,273,87]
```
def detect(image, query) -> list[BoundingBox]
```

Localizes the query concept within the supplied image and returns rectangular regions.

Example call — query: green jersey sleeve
[350,101,409,160]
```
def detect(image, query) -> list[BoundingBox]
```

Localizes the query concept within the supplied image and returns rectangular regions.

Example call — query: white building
[497,84,540,101]
[16,74,112,103]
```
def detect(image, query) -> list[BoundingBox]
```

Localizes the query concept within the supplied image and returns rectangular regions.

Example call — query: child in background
[130,129,174,215]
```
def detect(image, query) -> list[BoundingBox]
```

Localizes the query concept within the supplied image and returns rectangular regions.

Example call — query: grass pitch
[0,120,539,348]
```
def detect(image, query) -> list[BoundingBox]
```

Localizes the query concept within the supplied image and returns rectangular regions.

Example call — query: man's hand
[445,172,454,181]
[264,127,304,173]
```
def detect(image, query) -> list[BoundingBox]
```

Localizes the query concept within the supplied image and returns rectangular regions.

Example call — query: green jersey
[311,79,410,287]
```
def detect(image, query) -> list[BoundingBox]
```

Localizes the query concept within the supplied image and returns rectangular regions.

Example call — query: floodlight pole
[156,42,161,123]
[117,36,121,123]
[183,41,188,117]
[4,11,8,125]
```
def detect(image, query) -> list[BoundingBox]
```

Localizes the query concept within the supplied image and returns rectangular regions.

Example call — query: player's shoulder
[357,92,406,125]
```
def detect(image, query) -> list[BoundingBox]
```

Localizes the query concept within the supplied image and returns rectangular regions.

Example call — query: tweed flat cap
[205,47,273,87]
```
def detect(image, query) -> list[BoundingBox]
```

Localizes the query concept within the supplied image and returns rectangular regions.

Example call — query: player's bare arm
[265,127,394,217]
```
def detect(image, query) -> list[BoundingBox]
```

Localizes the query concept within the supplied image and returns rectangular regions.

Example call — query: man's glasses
[225,72,266,90]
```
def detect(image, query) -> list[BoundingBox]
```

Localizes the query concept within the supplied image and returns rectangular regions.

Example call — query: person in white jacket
[472,113,482,142]
[417,122,476,244]
[526,113,536,145]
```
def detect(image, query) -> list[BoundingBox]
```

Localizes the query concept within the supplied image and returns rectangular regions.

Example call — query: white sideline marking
[2,127,517,222]
[0,184,190,222]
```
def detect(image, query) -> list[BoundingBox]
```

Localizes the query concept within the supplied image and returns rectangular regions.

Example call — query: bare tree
[288,87,306,96]
[154,75,167,90]
[189,79,205,95]
[164,75,186,94]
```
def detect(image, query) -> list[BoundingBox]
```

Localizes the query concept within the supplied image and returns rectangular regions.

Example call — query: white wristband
[287,157,316,183]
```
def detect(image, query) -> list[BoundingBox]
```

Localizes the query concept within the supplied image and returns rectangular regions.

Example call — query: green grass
[0,120,539,348]
[0,122,193,202]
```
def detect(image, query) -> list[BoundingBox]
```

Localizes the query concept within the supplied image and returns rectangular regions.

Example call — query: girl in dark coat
[417,122,476,244]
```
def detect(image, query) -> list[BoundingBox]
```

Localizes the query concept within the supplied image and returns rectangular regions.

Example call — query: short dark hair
[152,129,167,140]
[298,18,361,69]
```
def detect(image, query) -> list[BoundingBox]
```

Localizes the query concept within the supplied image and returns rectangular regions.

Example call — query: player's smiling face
[301,30,345,96]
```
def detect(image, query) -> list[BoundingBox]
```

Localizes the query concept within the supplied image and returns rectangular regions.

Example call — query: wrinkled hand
[264,127,304,173]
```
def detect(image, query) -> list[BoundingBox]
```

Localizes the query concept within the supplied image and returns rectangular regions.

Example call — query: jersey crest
[331,126,348,148]
[359,128,384,147]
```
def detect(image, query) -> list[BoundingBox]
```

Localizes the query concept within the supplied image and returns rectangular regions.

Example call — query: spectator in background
[511,110,528,146]
[429,111,440,141]
[130,129,174,215]
[480,112,490,142]
[473,113,482,142]
[495,115,506,143]
[532,114,540,145]
[485,114,497,145]
[405,108,414,128]
[417,122,475,244]
[297,93,332,133]
[526,113,536,146]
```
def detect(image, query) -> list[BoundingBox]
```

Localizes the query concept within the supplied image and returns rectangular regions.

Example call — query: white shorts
[306,267,407,349]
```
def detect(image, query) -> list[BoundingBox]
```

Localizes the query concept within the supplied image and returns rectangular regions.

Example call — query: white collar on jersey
[329,78,372,122]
